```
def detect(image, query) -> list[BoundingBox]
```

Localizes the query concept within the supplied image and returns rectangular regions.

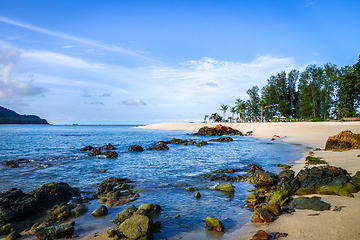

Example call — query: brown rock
[251,208,273,223]
[196,124,242,136]
[252,230,270,240]
[267,203,282,216]
[325,130,360,151]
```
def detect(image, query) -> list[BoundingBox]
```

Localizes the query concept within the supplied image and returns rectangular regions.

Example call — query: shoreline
[136,122,360,239]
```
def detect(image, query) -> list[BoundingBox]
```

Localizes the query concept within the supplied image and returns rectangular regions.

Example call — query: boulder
[209,137,234,142]
[196,124,243,136]
[194,141,208,147]
[138,203,162,214]
[128,145,143,152]
[151,142,169,151]
[265,203,282,216]
[195,192,201,198]
[101,151,118,159]
[265,189,291,206]
[289,196,331,211]
[253,171,277,187]
[90,148,101,156]
[102,143,116,150]
[325,130,360,151]
[168,138,183,144]
[205,217,224,232]
[252,230,270,240]
[77,146,94,151]
[215,183,235,192]
[0,224,15,235]
[74,204,88,217]
[34,222,75,240]
[118,214,154,239]
[305,156,328,165]
[92,205,108,217]
[93,177,139,207]
[251,208,273,223]
[246,193,260,208]
[117,205,138,223]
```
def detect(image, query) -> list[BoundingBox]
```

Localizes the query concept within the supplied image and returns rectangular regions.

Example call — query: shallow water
[0,125,302,239]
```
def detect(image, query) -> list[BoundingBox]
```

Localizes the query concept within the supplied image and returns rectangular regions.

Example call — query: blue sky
[0,0,359,124]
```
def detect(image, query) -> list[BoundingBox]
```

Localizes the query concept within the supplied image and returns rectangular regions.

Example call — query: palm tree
[258,100,273,122]
[209,113,218,123]
[236,100,248,123]
[230,107,236,123]
[219,104,229,123]
[203,115,209,123]
[334,102,349,120]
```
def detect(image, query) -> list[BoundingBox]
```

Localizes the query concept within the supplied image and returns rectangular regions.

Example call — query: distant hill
[0,106,49,124]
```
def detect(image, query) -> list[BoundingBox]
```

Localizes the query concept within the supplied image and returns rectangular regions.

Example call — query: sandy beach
[137,122,360,240]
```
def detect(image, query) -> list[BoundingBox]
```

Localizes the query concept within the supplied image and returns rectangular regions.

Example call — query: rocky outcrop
[77,146,94,151]
[93,177,139,207]
[102,143,116,150]
[195,125,243,136]
[0,183,79,235]
[1,159,29,168]
[253,171,277,187]
[325,130,360,151]
[149,141,169,151]
[128,145,143,152]
[33,222,75,240]
[205,217,224,232]
[209,137,234,142]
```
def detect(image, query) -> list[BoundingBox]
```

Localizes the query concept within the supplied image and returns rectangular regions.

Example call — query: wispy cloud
[203,82,218,87]
[0,16,152,61]
[84,101,104,105]
[100,93,111,97]
[0,48,46,99]
[121,99,147,106]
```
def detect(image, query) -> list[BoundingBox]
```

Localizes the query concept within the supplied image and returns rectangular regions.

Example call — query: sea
[0,125,303,239]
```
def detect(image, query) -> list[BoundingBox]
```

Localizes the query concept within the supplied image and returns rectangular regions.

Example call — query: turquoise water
[0,125,302,239]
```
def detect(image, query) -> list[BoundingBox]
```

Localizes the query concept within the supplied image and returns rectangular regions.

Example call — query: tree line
[205,56,360,123]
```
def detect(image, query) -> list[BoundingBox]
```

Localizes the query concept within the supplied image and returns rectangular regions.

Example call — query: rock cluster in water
[195,124,243,136]
[93,177,139,207]
[325,130,360,151]
[108,203,162,240]
[0,182,80,237]
[77,143,118,158]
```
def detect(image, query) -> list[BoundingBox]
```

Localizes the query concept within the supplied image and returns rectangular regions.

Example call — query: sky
[0,0,359,125]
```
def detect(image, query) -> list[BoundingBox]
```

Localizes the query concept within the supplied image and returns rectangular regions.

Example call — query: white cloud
[121,99,147,106]
[0,48,46,99]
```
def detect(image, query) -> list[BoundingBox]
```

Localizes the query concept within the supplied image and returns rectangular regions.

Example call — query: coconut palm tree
[219,104,229,123]
[235,100,249,123]
[334,102,350,120]
[230,107,236,123]
[209,113,218,123]
[203,115,209,123]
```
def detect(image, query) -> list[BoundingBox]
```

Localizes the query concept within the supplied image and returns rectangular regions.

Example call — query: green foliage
[310,117,325,122]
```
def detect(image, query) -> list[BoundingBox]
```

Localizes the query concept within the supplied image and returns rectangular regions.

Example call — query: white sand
[137,122,360,240]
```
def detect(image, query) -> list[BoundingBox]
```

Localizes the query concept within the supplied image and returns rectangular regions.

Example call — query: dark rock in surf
[77,146,94,151]
[209,137,234,142]
[196,124,243,136]
[128,145,143,152]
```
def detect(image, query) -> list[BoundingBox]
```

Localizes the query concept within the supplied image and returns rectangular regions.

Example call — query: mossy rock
[264,203,282,216]
[251,208,273,223]
[205,217,224,232]
[194,141,208,147]
[265,189,290,206]
[117,205,138,223]
[138,203,162,214]
[90,148,101,156]
[215,183,234,192]
[152,142,169,150]
[289,196,331,211]
[275,164,291,170]
[102,143,116,150]
[170,138,183,144]
[128,145,143,152]
[305,156,328,165]
[186,187,196,192]
[0,224,15,235]
[77,145,94,151]
[325,130,360,151]
[101,151,119,159]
